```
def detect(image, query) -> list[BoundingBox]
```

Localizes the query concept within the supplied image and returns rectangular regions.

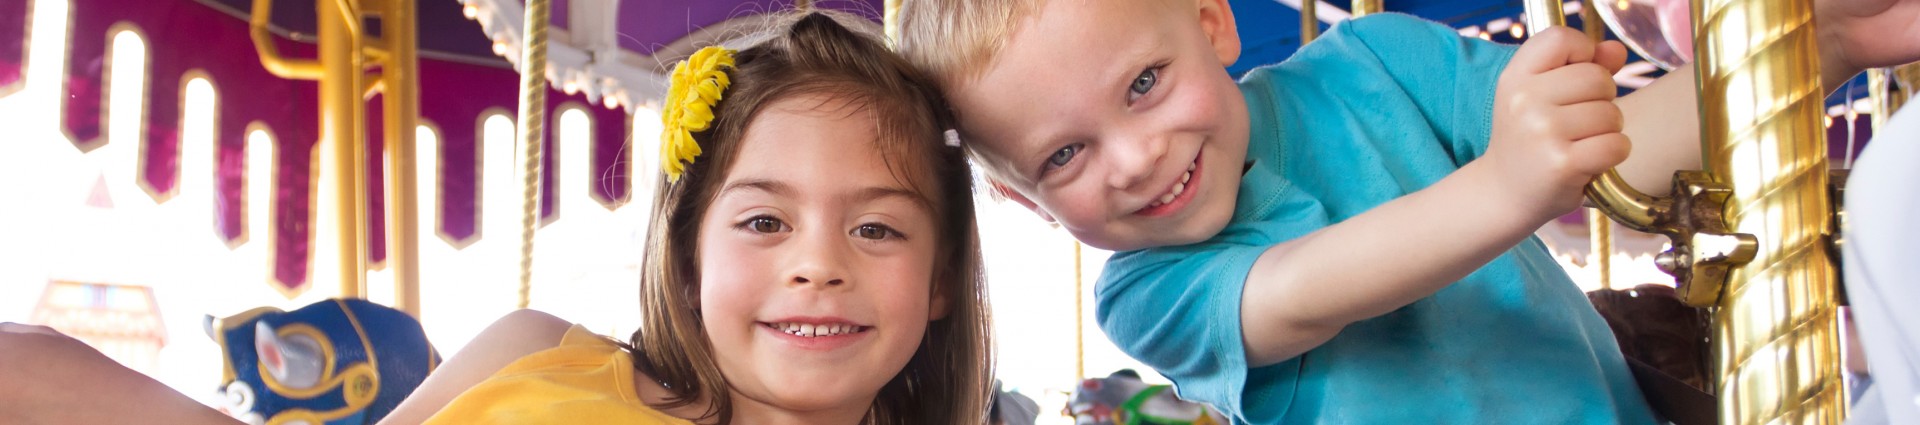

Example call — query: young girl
[0,10,992,425]
[388,10,993,425]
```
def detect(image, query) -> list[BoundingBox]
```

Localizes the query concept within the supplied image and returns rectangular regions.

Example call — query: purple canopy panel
[1,0,26,96]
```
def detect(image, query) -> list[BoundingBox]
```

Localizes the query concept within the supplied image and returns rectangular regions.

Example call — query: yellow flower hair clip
[661,46,736,182]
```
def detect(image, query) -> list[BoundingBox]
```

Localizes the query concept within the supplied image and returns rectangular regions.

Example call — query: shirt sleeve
[1094,242,1292,417]
[1338,14,1518,167]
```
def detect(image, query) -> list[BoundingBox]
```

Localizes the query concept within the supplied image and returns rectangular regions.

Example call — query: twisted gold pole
[380,0,421,317]
[1693,0,1846,422]
[517,0,552,309]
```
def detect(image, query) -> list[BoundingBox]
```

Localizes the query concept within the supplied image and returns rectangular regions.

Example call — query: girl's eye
[852,224,902,241]
[1046,144,1083,171]
[1128,68,1159,102]
[744,217,787,234]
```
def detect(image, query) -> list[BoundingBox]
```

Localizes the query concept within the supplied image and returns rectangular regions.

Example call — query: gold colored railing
[249,0,422,316]
[1525,0,1848,422]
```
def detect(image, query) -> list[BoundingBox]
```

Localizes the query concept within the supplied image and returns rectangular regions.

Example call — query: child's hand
[1817,0,1920,84]
[1484,27,1631,221]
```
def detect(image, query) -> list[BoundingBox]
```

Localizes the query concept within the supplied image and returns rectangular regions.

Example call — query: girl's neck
[634,368,873,425]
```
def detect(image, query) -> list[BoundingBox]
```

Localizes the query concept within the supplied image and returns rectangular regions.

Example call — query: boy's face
[947,0,1249,251]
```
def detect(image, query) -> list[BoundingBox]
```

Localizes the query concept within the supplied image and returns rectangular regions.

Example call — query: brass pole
[1522,0,1564,31]
[517,0,553,309]
[1590,212,1612,290]
[249,0,323,80]
[1693,0,1846,421]
[381,0,421,317]
[1351,0,1381,18]
[1580,0,1605,42]
[1074,241,1084,381]
[320,0,367,298]
[883,0,902,45]
[1300,0,1318,43]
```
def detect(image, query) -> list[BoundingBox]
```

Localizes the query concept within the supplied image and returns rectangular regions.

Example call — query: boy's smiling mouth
[1134,155,1202,217]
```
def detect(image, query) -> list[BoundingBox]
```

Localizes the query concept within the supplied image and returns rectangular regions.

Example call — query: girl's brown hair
[629,10,992,425]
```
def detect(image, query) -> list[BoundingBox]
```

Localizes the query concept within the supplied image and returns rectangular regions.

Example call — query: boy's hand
[1483,27,1631,221]
[1817,0,1920,88]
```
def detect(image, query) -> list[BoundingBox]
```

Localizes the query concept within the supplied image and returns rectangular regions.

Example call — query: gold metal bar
[249,0,323,80]
[1300,0,1318,43]
[1580,0,1606,42]
[1590,210,1612,290]
[1074,241,1085,381]
[1522,0,1565,31]
[517,0,552,309]
[1351,0,1381,18]
[383,0,422,318]
[884,0,902,45]
[1693,0,1846,422]
[320,0,367,299]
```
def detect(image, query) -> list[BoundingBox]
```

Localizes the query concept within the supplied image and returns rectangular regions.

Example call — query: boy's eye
[744,217,787,234]
[1128,68,1159,102]
[1046,144,1083,170]
[852,224,901,241]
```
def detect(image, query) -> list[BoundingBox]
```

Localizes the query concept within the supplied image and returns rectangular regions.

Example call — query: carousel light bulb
[1478,30,1491,41]
[604,94,621,109]
[492,40,509,57]
[563,81,579,95]
[463,3,479,19]
[1510,23,1525,38]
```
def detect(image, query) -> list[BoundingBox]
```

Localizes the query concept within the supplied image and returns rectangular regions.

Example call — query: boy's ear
[988,179,1056,223]
[1196,0,1241,66]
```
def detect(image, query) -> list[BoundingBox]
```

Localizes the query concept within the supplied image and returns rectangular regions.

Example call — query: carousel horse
[1066,370,1227,425]
[204,298,439,425]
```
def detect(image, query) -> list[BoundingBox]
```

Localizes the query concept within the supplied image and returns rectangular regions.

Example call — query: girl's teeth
[1181,171,1190,183]
[773,322,862,337]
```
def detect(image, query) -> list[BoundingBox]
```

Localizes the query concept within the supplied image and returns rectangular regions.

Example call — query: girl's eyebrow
[720,178,934,212]
[720,179,795,199]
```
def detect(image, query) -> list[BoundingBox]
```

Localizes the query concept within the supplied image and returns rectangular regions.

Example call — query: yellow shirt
[423,325,694,424]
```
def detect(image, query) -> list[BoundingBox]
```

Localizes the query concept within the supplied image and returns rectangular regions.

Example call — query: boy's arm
[376,309,573,425]
[0,323,243,425]
[1240,161,1543,365]
[1240,28,1631,367]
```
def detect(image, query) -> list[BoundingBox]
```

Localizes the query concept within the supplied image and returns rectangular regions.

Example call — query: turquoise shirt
[1095,14,1657,424]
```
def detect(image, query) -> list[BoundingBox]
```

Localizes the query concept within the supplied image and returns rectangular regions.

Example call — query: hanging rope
[516,0,552,309]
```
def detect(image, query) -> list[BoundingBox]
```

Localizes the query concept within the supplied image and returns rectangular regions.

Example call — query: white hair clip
[943,129,962,147]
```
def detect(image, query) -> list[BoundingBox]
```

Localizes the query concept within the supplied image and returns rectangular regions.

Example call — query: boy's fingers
[1534,63,1621,105]
[1506,27,1595,75]
[1548,100,1627,142]
[1568,132,1633,174]
[1595,40,1630,75]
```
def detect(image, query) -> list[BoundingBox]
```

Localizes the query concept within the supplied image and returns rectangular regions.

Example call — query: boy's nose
[1105,135,1169,190]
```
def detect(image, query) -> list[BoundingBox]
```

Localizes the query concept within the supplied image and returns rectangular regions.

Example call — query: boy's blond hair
[891,0,1042,88]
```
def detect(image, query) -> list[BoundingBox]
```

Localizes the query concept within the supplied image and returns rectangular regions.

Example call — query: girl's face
[696,93,947,422]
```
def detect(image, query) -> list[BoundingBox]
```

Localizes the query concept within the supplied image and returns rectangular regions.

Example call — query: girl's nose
[788,231,849,287]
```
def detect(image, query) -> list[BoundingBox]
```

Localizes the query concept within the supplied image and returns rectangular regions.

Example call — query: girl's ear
[928,280,952,321]
[1196,0,1241,66]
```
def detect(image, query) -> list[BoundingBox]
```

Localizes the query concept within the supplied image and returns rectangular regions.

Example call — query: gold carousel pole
[1582,3,1611,291]
[1694,0,1846,421]
[378,0,422,317]
[1351,0,1381,18]
[516,0,552,309]
[1300,0,1317,43]
[1074,241,1085,381]
[320,0,368,299]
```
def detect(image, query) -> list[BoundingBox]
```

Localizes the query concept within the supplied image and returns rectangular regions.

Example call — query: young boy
[894,0,1918,422]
